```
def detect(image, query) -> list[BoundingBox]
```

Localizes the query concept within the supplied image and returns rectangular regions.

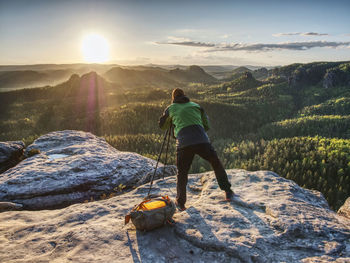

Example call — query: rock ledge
[0,169,349,262]
[0,130,175,209]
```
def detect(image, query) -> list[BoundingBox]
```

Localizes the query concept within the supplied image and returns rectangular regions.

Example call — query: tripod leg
[147,129,169,197]
[162,128,172,179]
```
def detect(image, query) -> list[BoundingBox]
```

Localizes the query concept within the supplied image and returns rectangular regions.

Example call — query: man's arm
[200,107,210,131]
[159,107,172,130]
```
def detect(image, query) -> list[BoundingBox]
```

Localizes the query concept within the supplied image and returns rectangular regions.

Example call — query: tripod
[146,128,172,198]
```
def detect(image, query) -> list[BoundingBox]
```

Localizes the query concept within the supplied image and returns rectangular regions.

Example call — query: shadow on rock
[126,230,141,263]
[134,226,190,262]
[174,206,247,262]
[229,195,274,237]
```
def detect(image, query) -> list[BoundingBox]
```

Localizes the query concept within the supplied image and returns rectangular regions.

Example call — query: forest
[0,61,350,210]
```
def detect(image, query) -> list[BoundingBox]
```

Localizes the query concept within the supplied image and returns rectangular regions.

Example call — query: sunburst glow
[81,34,110,63]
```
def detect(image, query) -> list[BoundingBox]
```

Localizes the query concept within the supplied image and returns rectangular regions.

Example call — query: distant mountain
[1,63,276,90]
[253,67,269,80]
[220,71,263,92]
[0,65,117,91]
[200,65,239,72]
[104,65,216,88]
[0,72,112,102]
[223,66,269,82]
[103,67,180,88]
[0,70,50,90]
[51,71,112,97]
[168,65,217,83]
[269,61,350,88]
[224,66,251,80]
[0,69,77,91]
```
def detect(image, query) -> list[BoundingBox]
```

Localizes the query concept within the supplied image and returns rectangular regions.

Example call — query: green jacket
[159,96,210,137]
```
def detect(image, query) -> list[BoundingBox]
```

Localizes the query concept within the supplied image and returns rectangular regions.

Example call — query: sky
[1,0,350,66]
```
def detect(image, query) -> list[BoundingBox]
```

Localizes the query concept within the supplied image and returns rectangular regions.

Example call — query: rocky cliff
[0,130,175,210]
[0,131,349,262]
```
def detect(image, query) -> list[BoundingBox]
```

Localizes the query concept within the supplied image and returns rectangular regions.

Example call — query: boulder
[0,141,25,173]
[0,169,349,262]
[338,197,350,219]
[0,130,176,210]
[0,202,23,212]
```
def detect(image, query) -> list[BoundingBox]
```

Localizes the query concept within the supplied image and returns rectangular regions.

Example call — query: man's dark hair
[172,88,185,101]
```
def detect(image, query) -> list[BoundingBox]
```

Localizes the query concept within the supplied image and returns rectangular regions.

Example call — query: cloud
[210,41,350,52]
[156,40,215,47]
[156,39,350,52]
[303,32,329,36]
[273,32,329,37]
[155,36,214,47]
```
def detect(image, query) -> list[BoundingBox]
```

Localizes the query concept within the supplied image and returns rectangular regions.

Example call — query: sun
[81,34,110,63]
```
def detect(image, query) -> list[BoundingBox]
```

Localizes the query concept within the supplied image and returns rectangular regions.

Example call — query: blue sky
[1,0,350,66]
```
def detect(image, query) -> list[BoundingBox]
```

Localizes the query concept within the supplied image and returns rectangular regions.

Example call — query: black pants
[176,143,231,206]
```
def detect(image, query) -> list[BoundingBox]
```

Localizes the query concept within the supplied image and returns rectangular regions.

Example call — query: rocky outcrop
[0,169,349,262]
[252,67,268,80]
[323,68,349,89]
[323,70,337,89]
[0,130,176,210]
[289,67,307,87]
[169,65,217,83]
[338,197,350,219]
[0,202,23,212]
[0,141,24,173]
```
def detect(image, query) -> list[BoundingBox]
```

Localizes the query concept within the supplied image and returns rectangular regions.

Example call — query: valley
[1,61,350,210]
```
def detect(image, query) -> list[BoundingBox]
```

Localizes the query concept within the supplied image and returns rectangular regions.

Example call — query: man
[159,88,234,211]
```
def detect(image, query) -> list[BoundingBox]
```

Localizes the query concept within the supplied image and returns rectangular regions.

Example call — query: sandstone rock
[0,141,25,173]
[0,201,23,212]
[323,70,337,89]
[0,130,176,210]
[290,67,307,87]
[338,197,350,219]
[323,68,349,89]
[0,169,349,262]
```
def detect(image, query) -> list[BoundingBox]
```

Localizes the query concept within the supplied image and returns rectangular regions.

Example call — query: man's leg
[195,143,232,192]
[176,146,195,207]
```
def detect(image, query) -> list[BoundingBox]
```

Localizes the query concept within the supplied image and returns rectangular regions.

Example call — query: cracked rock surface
[1,169,349,262]
[0,130,175,210]
[0,141,24,173]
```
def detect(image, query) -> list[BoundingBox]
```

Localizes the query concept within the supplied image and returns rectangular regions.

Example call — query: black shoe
[175,200,186,211]
[225,190,234,201]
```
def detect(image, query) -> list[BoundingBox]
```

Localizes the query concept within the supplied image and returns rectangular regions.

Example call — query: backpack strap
[124,195,170,225]
[125,198,150,225]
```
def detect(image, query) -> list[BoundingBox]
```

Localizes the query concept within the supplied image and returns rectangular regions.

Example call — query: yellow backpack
[125,195,176,231]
